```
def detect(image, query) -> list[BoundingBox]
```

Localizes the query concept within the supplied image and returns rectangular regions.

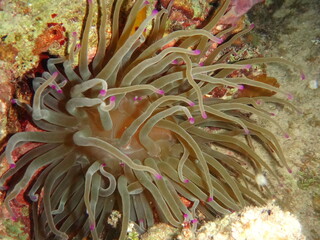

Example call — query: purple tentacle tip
[30,195,38,202]
[250,23,255,29]
[244,64,252,69]
[9,163,16,169]
[152,9,159,16]
[244,129,250,135]
[207,197,213,202]
[0,185,9,191]
[284,133,290,139]
[110,96,116,102]
[50,85,56,90]
[134,96,142,101]
[188,117,195,124]
[119,162,125,167]
[76,44,81,49]
[11,216,17,221]
[89,224,95,231]
[144,0,150,4]
[287,93,294,100]
[201,112,207,119]
[156,89,165,95]
[199,62,204,66]
[88,0,93,4]
[183,179,190,183]
[57,89,63,94]
[183,213,188,218]
[11,99,17,104]
[288,168,293,174]
[99,89,107,96]
[101,163,106,167]
[188,102,195,107]
[52,71,59,78]
[237,85,244,90]
[72,32,77,37]
[300,72,306,80]
[192,49,201,55]
[217,38,224,44]
[155,174,163,180]
[191,218,198,223]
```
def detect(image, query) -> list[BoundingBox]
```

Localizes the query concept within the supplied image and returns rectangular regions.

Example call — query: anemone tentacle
[0,0,300,239]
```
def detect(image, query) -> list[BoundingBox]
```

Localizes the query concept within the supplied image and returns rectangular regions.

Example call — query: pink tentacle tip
[76,43,81,49]
[72,32,77,37]
[11,99,17,104]
[300,72,306,80]
[101,163,106,167]
[57,89,63,94]
[133,96,142,101]
[89,224,95,231]
[188,102,195,107]
[172,59,178,64]
[11,216,17,221]
[288,168,293,174]
[119,162,125,167]
[183,213,189,218]
[284,133,290,139]
[87,0,93,4]
[155,174,163,180]
[188,117,195,124]
[50,85,56,90]
[183,179,190,183]
[287,93,294,100]
[207,197,213,202]
[244,129,250,135]
[237,84,244,90]
[270,112,276,116]
[244,64,252,69]
[144,0,150,4]
[156,89,165,95]
[0,185,9,191]
[151,9,159,16]
[201,112,207,119]
[217,38,224,44]
[110,96,116,102]
[199,62,204,66]
[249,23,255,29]
[30,195,38,202]
[191,218,198,224]
[192,49,201,55]
[99,89,107,96]
[52,71,59,77]
[9,163,16,169]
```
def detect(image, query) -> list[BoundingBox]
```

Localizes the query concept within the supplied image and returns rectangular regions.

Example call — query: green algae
[0,219,28,240]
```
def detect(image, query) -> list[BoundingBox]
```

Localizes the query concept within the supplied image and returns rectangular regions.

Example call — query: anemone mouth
[0,0,301,239]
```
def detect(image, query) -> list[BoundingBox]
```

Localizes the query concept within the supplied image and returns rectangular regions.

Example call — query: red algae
[236,74,280,98]
[33,23,66,55]
[0,42,18,63]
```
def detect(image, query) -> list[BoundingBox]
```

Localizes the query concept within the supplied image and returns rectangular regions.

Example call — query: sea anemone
[0,0,302,239]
